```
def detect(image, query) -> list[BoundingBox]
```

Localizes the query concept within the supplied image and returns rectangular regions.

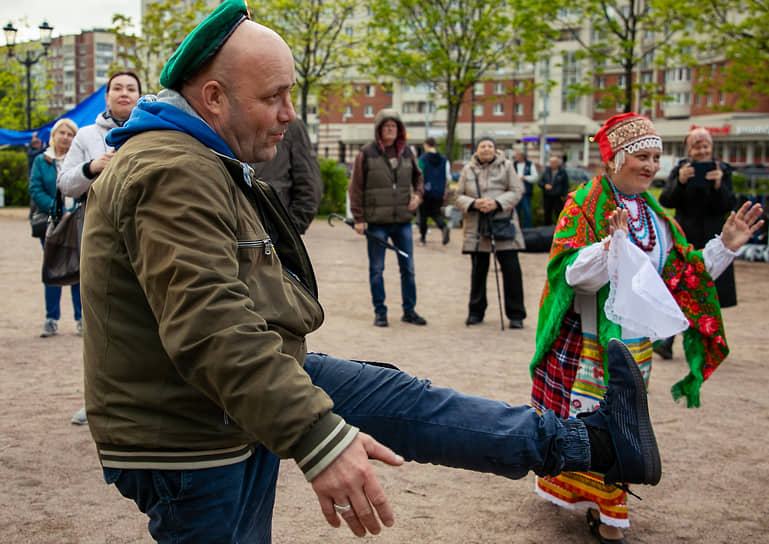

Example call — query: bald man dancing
[80,1,662,542]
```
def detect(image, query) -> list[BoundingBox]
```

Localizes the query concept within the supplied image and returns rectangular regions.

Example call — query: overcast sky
[2,1,141,42]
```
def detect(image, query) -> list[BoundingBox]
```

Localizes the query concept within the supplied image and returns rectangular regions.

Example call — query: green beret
[159,0,250,90]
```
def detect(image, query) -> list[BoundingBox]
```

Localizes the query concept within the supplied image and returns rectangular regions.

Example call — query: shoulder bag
[29,201,49,238]
[474,169,517,241]
[42,191,83,286]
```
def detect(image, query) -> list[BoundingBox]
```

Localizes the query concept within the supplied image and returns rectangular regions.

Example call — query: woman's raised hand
[721,201,765,252]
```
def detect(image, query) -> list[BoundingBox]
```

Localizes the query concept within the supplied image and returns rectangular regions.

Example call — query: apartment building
[47,30,137,118]
[316,17,769,172]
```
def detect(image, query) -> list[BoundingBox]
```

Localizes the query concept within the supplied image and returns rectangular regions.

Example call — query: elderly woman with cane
[455,135,526,329]
[529,113,763,543]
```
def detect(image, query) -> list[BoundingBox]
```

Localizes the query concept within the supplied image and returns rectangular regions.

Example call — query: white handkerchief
[605,230,689,341]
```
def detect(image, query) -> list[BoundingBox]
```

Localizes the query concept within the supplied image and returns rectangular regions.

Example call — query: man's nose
[279,96,296,123]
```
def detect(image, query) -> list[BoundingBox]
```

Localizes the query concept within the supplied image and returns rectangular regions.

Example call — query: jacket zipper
[237,238,273,256]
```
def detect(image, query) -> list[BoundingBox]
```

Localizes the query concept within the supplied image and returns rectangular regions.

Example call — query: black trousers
[468,250,526,321]
[418,196,446,238]
[542,195,565,226]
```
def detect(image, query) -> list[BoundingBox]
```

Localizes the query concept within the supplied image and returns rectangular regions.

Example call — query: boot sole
[609,338,662,485]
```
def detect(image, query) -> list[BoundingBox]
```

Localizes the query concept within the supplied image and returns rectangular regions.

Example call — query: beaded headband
[594,113,662,173]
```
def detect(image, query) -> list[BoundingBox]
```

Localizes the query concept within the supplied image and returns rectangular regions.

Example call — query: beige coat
[455,151,526,252]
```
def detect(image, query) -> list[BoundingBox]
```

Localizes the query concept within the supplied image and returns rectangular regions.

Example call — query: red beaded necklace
[609,181,656,251]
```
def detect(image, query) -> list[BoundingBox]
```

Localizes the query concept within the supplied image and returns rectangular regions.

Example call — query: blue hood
[106,96,234,159]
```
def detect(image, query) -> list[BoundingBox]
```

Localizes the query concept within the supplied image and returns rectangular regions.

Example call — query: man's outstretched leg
[579,338,662,486]
[304,337,661,486]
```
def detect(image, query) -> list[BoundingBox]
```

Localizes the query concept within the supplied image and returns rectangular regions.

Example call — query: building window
[493,103,504,116]
[365,85,375,97]
[494,82,504,94]
[474,103,483,116]
[706,95,713,106]
[515,103,524,115]
[641,51,653,69]
[474,82,484,96]
[596,76,605,89]
[561,51,579,112]
[364,105,374,117]
[617,75,626,89]
[343,106,352,119]
[718,91,725,105]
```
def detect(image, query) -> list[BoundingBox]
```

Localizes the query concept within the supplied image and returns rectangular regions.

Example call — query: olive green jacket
[81,130,356,479]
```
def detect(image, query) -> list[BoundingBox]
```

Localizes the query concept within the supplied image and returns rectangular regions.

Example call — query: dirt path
[1,206,767,543]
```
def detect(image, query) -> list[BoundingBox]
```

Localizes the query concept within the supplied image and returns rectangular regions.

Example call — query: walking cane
[489,227,505,331]
[327,213,409,259]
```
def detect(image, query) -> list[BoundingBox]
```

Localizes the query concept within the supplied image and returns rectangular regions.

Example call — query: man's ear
[200,80,227,116]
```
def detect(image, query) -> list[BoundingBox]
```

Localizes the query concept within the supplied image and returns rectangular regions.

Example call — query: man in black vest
[417,137,451,245]
[348,109,427,327]
[513,150,538,229]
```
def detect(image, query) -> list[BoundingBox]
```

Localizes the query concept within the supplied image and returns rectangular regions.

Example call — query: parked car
[734,164,769,194]
[565,167,593,188]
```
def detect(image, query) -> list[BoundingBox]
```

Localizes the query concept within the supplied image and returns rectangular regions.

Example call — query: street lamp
[471,83,476,151]
[3,20,54,131]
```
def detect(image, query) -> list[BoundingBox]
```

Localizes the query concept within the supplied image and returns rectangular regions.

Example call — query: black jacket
[538,167,569,197]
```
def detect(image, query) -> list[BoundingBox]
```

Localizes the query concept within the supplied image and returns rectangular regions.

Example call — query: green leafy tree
[110,0,210,93]
[248,0,364,124]
[677,0,769,109]
[317,157,348,215]
[364,0,557,160]
[554,0,686,112]
[0,150,30,206]
[0,49,54,131]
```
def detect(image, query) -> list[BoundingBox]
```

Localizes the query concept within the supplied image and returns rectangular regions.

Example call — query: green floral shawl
[530,175,729,407]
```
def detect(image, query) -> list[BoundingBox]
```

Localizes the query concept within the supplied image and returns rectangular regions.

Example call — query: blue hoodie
[106,93,234,160]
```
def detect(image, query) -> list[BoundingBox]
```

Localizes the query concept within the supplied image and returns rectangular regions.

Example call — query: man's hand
[311,432,404,537]
[354,222,366,235]
[408,194,421,211]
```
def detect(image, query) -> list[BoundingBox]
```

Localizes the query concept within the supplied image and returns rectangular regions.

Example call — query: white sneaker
[71,407,87,426]
[76,320,83,336]
[40,319,58,338]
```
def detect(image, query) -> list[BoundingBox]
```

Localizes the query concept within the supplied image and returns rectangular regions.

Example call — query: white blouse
[564,207,735,341]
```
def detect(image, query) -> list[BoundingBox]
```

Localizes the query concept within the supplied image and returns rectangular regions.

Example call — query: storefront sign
[735,126,769,135]
[691,124,731,135]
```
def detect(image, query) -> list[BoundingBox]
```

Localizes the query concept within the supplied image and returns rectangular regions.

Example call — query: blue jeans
[366,222,416,315]
[41,239,81,321]
[516,193,532,229]
[104,353,588,543]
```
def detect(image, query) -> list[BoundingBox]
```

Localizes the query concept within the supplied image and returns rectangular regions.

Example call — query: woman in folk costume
[529,113,763,544]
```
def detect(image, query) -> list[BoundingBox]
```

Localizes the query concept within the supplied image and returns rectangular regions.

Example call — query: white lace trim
[613,136,663,173]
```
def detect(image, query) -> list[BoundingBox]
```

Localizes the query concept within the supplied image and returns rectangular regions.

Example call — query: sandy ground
[1,206,768,543]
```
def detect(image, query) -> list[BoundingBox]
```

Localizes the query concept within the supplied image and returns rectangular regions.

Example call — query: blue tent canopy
[0,85,107,146]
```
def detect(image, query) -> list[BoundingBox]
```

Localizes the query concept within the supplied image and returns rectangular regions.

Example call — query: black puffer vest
[361,142,415,224]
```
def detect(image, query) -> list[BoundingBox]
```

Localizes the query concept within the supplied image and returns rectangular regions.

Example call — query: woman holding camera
[656,127,737,358]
